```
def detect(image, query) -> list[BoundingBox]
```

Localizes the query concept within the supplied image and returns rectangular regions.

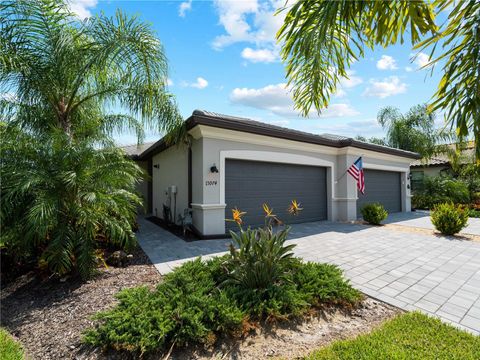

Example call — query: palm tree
[277,0,479,162]
[377,104,438,158]
[0,0,179,278]
[1,0,179,142]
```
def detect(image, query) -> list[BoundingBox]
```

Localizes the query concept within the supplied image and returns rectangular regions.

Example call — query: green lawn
[0,328,24,360]
[305,312,480,360]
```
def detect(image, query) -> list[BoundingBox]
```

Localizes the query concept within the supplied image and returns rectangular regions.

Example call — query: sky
[69,0,444,145]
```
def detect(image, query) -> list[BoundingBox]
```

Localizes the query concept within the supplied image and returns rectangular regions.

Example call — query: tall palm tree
[0,0,180,278]
[377,104,438,158]
[1,0,179,142]
[277,0,480,162]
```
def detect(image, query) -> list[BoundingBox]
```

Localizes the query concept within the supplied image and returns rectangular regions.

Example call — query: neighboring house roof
[134,110,421,160]
[411,141,475,168]
[119,141,156,159]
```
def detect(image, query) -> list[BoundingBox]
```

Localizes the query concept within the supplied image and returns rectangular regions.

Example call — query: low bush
[85,256,360,355]
[84,256,244,354]
[430,203,469,235]
[361,203,388,225]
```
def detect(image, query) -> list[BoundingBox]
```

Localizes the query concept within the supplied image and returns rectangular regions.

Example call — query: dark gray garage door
[225,159,327,231]
[357,169,402,215]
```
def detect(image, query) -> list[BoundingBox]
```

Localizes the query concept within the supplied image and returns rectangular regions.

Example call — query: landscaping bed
[0,246,161,360]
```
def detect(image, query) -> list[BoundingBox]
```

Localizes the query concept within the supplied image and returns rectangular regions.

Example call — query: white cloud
[363,76,407,99]
[230,83,359,118]
[411,52,431,69]
[314,118,383,138]
[67,0,97,19]
[268,119,290,127]
[241,47,278,63]
[334,70,363,98]
[188,77,209,89]
[212,0,285,50]
[179,0,192,17]
[405,66,413,72]
[376,55,398,70]
[166,78,174,86]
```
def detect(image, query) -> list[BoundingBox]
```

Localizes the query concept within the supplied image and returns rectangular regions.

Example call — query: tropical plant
[431,202,469,235]
[277,0,480,162]
[0,0,179,278]
[377,105,439,157]
[361,203,388,225]
[1,127,143,278]
[1,0,179,142]
[412,175,470,209]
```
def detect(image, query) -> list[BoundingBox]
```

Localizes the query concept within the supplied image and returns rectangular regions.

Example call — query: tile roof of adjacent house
[133,110,421,160]
[410,142,475,167]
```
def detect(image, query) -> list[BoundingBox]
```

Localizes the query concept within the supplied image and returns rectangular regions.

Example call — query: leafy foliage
[361,203,388,225]
[412,176,470,209]
[415,0,480,163]
[430,203,469,235]
[1,126,143,278]
[377,105,439,158]
[0,0,179,142]
[294,262,362,308]
[85,255,361,354]
[277,0,479,162]
[84,257,244,354]
[0,0,180,278]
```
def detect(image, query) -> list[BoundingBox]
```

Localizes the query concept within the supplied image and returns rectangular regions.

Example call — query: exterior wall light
[210,164,219,173]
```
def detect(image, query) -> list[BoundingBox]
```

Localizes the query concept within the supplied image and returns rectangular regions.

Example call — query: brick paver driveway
[137,217,480,335]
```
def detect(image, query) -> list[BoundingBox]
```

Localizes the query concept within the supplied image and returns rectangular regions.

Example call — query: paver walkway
[137,217,480,335]
[385,210,480,235]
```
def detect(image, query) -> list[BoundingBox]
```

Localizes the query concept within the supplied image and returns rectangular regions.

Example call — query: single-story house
[124,110,420,238]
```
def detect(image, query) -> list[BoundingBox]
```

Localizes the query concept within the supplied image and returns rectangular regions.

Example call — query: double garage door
[225,160,402,230]
[225,159,327,230]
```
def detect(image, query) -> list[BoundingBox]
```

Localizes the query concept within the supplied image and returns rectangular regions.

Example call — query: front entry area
[225,159,328,230]
[357,169,402,214]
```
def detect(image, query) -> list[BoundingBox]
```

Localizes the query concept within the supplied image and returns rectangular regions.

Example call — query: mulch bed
[0,246,161,360]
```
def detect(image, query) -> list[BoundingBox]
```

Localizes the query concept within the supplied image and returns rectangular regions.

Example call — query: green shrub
[84,257,244,354]
[412,176,470,209]
[360,203,388,225]
[431,203,469,235]
[294,262,362,307]
[468,208,480,218]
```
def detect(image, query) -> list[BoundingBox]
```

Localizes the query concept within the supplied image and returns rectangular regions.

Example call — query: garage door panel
[357,169,401,215]
[225,160,327,230]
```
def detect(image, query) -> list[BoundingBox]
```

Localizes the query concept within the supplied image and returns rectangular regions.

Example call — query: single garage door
[225,159,327,231]
[357,169,402,215]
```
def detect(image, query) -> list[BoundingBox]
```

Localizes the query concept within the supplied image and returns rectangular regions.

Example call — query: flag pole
[336,155,364,182]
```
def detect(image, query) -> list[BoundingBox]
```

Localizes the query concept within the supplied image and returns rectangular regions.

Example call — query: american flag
[347,157,365,194]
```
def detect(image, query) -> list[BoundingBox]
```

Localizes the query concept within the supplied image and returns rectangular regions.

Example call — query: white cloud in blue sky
[64,0,444,145]
[67,0,97,19]
[376,55,398,70]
